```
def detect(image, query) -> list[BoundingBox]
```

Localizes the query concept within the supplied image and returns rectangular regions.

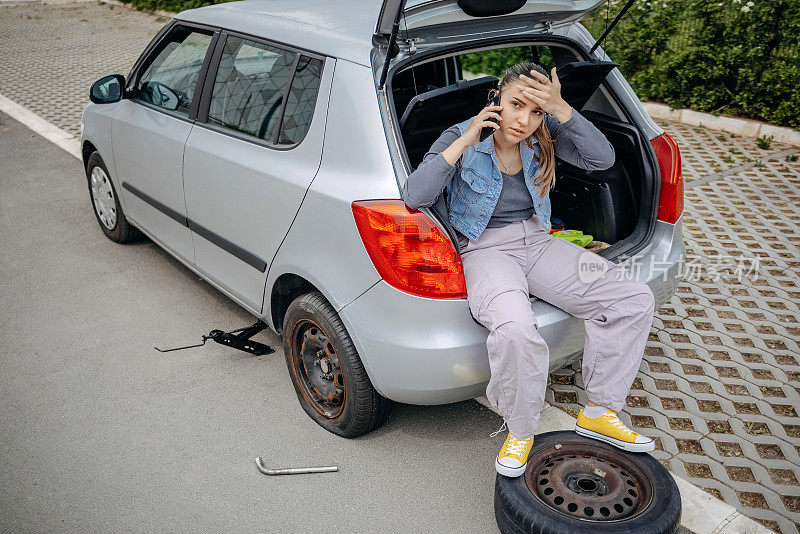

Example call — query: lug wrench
[255,457,338,476]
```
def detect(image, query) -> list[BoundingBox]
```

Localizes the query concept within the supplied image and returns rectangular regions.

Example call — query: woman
[401,61,656,478]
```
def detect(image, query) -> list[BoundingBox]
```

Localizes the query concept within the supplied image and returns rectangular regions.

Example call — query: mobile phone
[480,92,502,142]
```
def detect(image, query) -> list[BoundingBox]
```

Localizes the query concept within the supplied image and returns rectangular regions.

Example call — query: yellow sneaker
[575,409,655,452]
[495,432,535,477]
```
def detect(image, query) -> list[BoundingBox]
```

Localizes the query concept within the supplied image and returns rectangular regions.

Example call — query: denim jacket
[447,116,551,241]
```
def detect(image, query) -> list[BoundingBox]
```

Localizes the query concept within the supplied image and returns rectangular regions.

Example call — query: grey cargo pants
[458,213,655,440]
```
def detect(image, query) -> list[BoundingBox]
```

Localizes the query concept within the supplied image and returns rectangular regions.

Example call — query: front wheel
[283,291,392,438]
[86,152,140,243]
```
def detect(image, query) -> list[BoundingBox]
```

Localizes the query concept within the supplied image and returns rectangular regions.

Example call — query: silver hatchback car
[81,0,685,438]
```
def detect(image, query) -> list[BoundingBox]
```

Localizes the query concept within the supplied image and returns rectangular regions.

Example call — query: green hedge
[120,0,229,14]
[125,0,799,129]
[465,0,800,130]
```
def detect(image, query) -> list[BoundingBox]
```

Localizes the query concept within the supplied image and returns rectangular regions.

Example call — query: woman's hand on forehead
[515,66,570,119]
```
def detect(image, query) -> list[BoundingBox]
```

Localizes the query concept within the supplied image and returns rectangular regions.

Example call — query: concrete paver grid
[549,120,800,534]
[0,3,164,136]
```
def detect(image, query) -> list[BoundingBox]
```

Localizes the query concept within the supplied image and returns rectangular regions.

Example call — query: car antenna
[590,0,637,56]
[375,0,408,90]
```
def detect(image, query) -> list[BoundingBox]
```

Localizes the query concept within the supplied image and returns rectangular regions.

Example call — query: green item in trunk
[552,229,594,248]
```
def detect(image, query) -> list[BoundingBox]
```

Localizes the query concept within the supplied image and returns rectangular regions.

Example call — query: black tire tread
[284,291,392,438]
[494,431,681,534]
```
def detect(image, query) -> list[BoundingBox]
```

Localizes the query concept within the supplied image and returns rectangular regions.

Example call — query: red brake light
[351,200,467,299]
[651,132,684,224]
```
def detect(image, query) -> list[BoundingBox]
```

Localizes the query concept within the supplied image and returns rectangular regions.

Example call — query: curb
[476,396,773,534]
[0,94,80,159]
[643,102,800,147]
[0,94,780,534]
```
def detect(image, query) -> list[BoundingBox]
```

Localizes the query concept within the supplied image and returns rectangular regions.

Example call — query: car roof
[175,0,383,66]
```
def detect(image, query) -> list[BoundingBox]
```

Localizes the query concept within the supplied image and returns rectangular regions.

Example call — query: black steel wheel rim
[524,443,654,522]
[292,320,345,419]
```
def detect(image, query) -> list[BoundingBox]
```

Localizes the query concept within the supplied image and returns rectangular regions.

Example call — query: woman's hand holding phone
[441,103,503,166]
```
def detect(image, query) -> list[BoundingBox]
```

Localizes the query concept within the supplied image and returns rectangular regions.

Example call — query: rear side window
[277,55,324,145]
[208,36,295,143]
[207,35,323,146]
[136,27,213,117]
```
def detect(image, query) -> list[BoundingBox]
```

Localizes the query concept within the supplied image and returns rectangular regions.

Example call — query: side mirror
[89,74,125,104]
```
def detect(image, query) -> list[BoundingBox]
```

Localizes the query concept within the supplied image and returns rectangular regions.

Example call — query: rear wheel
[86,152,140,243]
[283,291,392,438]
[495,431,681,534]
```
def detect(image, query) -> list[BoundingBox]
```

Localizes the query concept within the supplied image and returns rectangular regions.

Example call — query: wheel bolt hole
[600,507,610,517]
[539,478,549,485]
[577,478,597,492]
[540,470,549,475]
[554,496,564,505]
[544,487,554,496]
[628,489,637,497]
[623,497,633,506]
[567,503,578,513]
[584,507,594,517]
[614,504,624,513]
[626,479,635,487]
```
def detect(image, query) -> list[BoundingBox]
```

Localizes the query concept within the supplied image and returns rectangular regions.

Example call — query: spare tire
[495,431,681,534]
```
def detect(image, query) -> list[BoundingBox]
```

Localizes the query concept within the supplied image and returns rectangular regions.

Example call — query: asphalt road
[0,112,504,533]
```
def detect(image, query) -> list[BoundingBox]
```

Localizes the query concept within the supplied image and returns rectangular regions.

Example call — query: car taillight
[651,132,684,224]
[351,200,467,299]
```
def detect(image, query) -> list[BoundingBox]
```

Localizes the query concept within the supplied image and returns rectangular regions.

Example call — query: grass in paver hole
[756,134,774,149]
[685,462,713,478]
[783,425,800,438]
[770,404,798,417]
[722,156,735,164]
[697,400,723,413]
[736,491,769,510]
[631,415,656,428]
[626,395,650,408]
[676,439,704,455]
[668,418,695,431]
[553,391,577,404]
[716,442,744,457]
[725,465,757,483]
[755,443,785,460]
[661,398,686,410]
[780,495,800,513]
[707,420,734,434]
[733,402,759,414]
[744,422,770,436]
[729,147,742,155]
[786,153,798,162]
[759,386,786,397]
[768,468,799,486]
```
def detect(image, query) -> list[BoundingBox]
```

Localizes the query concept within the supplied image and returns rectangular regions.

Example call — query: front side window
[208,36,296,143]
[136,27,213,117]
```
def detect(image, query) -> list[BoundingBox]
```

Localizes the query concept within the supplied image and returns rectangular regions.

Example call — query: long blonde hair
[495,61,556,200]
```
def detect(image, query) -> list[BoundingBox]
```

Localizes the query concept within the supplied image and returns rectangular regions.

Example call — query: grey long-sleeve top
[400,107,616,212]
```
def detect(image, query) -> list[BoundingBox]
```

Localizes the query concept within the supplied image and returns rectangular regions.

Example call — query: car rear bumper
[338,217,684,405]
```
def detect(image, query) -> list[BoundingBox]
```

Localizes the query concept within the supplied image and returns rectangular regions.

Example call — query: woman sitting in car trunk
[400,61,656,478]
